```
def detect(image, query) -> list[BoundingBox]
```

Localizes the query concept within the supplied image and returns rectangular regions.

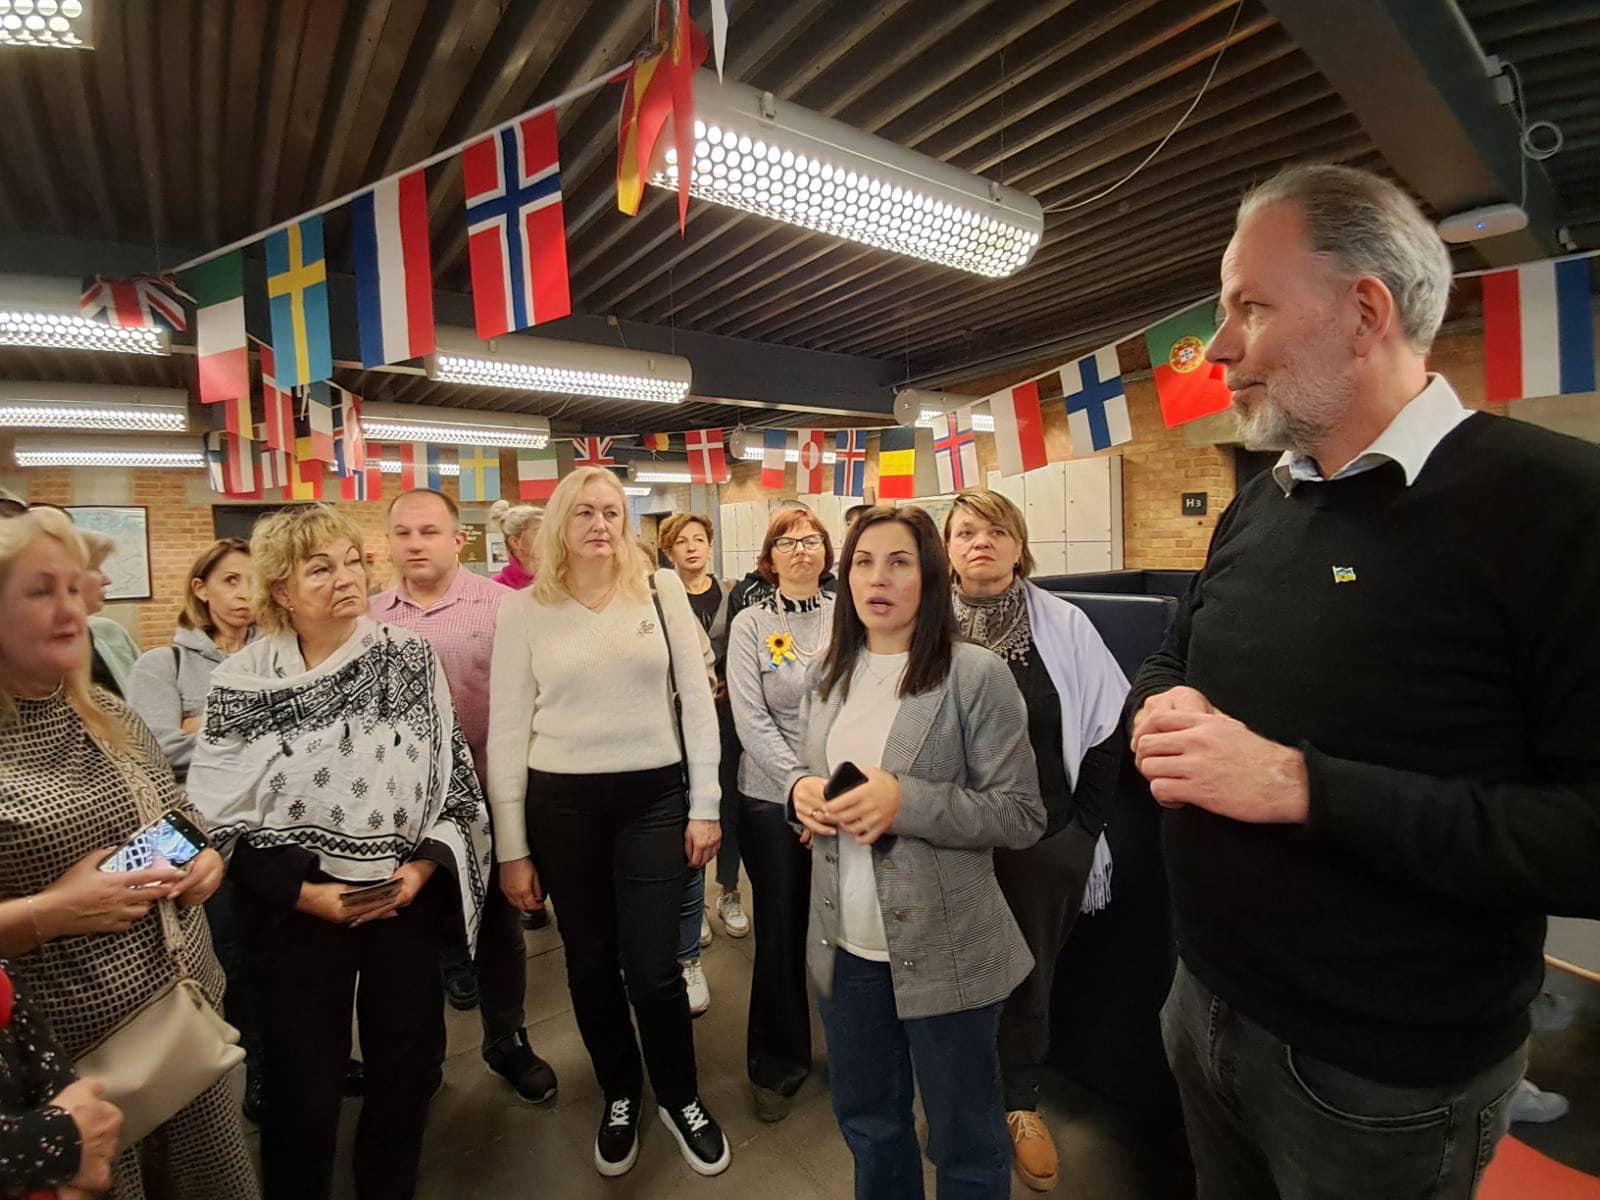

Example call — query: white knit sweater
[486,568,721,860]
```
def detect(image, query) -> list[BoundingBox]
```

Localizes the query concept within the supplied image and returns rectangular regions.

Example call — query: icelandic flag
[761,429,788,489]
[351,168,436,368]
[833,429,866,498]
[932,409,978,493]
[1060,345,1132,452]
[463,110,571,338]
[264,215,334,388]
[396,443,443,491]
[1482,257,1596,403]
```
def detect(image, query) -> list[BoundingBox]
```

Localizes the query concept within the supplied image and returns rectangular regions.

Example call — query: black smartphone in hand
[825,761,867,801]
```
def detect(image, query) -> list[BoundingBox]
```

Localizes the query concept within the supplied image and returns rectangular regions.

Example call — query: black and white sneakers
[594,1094,642,1177]
[659,1097,732,1176]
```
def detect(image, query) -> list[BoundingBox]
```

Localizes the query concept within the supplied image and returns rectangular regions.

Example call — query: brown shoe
[1007,1109,1059,1191]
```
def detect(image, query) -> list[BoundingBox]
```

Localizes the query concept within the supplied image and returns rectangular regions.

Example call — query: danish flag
[685,429,730,484]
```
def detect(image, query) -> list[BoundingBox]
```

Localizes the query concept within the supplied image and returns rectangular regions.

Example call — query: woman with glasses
[725,508,835,1122]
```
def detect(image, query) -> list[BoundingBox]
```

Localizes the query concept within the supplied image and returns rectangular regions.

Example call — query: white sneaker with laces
[699,913,713,948]
[717,889,750,938]
[681,956,711,1016]
[1508,1078,1569,1124]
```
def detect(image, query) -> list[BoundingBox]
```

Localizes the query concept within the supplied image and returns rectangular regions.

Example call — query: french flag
[351,169,436,368]
[1482,258,1595,403]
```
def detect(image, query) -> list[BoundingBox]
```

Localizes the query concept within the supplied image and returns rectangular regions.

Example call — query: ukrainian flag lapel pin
[1331,565,1357,584]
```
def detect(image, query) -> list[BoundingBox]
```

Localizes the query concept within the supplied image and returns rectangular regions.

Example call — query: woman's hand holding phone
[825,765,902,846]
[792,776,836,847]
[166,848,225,908]
[36,850,183,940]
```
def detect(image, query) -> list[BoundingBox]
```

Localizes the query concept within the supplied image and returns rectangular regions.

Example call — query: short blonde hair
[490,500,544,544]
[80,527,116,570]
[0,508,123,744]
[249,504,365,633]
[943,489,1036,579]
[530,468,652,606]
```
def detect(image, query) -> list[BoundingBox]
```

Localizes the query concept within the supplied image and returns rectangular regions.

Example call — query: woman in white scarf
[186,504,489,1200]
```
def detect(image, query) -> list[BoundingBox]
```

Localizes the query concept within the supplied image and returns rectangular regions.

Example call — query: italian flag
[1145,302,1231,428]
[517,445,560,501]
[186,250,248,405]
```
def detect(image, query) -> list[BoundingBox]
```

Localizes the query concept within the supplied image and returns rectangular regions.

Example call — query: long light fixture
[373,458,461,477]
[0,382,187,432]
[622,484,653,497]
[736,445,838,464]
[0,0,94,50]
[0,275,169,355]
[894,387,995,432]
[628,458,693,484]
[429,327,691,406]
[359,400,551,449]
[652,72,1044,278]
[13,433,202,469]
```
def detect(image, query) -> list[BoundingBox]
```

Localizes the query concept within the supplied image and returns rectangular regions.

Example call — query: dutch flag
[1482,257,1595,404]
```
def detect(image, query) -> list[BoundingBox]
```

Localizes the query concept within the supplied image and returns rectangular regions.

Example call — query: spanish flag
[617,0,706,231]
[877,427,917,501]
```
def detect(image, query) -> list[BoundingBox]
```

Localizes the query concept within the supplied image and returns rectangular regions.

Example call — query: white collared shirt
[1272,374,1473,495]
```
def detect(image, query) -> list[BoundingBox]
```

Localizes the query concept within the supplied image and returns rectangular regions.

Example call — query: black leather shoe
[519,906,550,931]
[443,970,480,1012]
[594,1093,641,1177]
[484,1029,558,1104]
[341,1057,365,1097]
[659,1096,731,1175]
[242,1072,267,1124]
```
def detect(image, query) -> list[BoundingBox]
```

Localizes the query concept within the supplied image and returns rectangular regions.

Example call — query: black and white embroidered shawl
[187,617,491,946]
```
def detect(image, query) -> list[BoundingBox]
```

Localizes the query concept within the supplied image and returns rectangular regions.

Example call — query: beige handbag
[73,741,245,1143]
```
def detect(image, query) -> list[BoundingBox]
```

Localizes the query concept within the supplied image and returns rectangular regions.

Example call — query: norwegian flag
[81,275,187,331]
[571,436,616,469]
[259,345,294,451]
[685,429,729,484]
[462,110,571,338]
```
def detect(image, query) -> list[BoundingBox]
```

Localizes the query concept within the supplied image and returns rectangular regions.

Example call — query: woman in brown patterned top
[0,508,259,1200]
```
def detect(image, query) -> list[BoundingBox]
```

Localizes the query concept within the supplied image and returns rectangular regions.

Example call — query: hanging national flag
[616,0,707,230]
[80,274,186,331]
[299,382,337,462]
[760,429,788,489]
[685,428,729,484]
[1146,302,1229,428]
[877,427,916,500]
[795,428,827,493]
[265,215,334,388]
[186,251,248,405]
[932,410,979,493]
[516,444,560,501]
[1060,345,1133,453]
[259,344,294,451]
[571,436,616,469]
[259,442,292,496]
[463,110,571,339]
[641,432,671,452]
[203,430,259,498]
[833,429,867,498]
[1482,257,1596,403]
[331,387,367,477]
[989,380,1049,477]
[340,467,378,502]
[351,168,436,368]
[457,445,501,502]
[395,443,443,491]
[288,443,324,501]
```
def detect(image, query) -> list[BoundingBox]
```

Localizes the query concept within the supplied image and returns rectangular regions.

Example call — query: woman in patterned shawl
[0,508,259,1200]
[186,504,489,1200]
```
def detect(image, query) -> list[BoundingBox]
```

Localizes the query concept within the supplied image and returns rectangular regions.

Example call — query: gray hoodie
[127,625,248,780]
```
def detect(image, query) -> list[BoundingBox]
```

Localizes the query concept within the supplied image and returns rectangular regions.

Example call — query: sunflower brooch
[766,631,798,668]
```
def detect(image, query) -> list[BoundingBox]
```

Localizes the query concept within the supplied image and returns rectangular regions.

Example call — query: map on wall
[66,506,152,601]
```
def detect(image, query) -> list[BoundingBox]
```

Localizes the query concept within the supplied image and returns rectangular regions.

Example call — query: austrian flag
[463,110,571,339]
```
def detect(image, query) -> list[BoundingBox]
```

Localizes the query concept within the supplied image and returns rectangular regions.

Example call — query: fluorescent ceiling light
[622,485,652,497]
[372,458,461,477]
[895,387,994,432]
[627,458,693,484]
[736,445,837,464]
[429,327,691,406]
[0,0,93,49]
[0,274,167,355]
[14,433,201,469]
[653,72,1043,278]
[0,382,187,432]
[359,400,550,449]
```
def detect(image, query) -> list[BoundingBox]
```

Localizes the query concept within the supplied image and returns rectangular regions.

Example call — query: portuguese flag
[1145,302,1231,428]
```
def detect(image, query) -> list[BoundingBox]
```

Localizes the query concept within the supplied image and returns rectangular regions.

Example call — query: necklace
[776,591,823,662]
[576,580,618,612]
[861,653,905,688]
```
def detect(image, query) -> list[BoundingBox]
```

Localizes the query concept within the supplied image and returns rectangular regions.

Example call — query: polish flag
[989,379,1049,477]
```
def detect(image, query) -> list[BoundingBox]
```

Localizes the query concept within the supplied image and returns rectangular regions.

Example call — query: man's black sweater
[1131,411,1600,1086]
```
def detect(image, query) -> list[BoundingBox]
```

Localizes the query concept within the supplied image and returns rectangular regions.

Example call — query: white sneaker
[717,889,750,938]
[682,957,710,1016]
[1509,1078,1569,1124]
[699,913,713,948]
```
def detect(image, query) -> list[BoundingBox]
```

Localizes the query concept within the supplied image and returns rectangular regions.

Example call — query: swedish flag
[265,216,333,388]
[457,445,501,503]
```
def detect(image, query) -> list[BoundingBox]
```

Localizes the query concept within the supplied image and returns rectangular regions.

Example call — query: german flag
[877,427,917,501]
[616,0,706,230]
[641,432,670,452]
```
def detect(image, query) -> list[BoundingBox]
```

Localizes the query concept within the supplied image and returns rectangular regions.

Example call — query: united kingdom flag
[571,436,616,469]
[462,110,571,339]
[80,275,187,331]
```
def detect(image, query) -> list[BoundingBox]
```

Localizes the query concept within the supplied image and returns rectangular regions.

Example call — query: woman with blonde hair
[0,508,258,1199]
[489,499,543,589]
[79,528,140,698]
[187,503,489,1200]
[488,466,731,1178]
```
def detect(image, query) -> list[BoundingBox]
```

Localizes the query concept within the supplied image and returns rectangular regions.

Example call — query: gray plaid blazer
[787,641,1046,1019]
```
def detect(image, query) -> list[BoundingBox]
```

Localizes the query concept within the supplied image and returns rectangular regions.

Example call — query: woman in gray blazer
[784,506,1045,1200]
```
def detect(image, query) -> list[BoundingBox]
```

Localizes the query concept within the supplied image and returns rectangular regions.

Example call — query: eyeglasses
[772,535,824,553]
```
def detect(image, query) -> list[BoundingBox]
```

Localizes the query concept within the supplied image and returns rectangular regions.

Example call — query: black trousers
[714,698,744,889]
[526,765,699,1108]
[993,820,1100,1112]
[205,875,263,1071]
[740,794,814,1095]
[438,861,528,1047]
[240,876,448,1200]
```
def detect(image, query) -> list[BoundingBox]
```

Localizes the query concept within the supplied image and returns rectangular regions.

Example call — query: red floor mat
[1481,1135,1600,1200]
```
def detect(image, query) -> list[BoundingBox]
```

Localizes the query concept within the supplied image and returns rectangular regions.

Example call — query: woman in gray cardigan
[786,507,1044,1200]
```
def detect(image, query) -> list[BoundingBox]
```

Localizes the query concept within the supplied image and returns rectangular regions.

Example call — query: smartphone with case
[824,761,867,800]
[99,810,209,873]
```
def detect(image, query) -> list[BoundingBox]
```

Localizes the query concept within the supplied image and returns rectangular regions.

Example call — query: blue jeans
[1162,959,1527,1200]
[817,949,1010,1200]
